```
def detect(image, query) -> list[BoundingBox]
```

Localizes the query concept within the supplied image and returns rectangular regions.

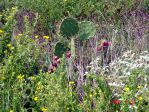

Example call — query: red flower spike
[112,99,121,105]
[66,51,71,58]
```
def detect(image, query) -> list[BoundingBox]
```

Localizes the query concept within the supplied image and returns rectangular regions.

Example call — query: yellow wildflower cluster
[7,44,14,50]
[34,35,50,40]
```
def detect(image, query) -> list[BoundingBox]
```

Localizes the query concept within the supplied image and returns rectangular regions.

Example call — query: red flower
[52,62,57,68]
[53,56,59,61]
[66,51,71,58]
[112,99,121,105]
[102,41,111,47]
[130,99,135,105]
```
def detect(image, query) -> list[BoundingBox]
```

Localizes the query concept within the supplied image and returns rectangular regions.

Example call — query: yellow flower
[7,44,12,47]
[37,81,41,85]
[0,29,4,34]
[35,35,39,39]
[43,36,50,39]
[33,96,39,101]
[0,14,2,17]
[17,74,24,81]
[124,87,130,92]
[9,110,13,112]
[9,46,14,50]
[89,94,93,98]
[137,86,142,89]
[69,81,74,85]
[36,86,42,91]
[98,89,102,93]
[138,96,143,101]
[41,107,47,112]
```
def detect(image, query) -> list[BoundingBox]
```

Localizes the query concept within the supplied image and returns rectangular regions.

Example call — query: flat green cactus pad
[60,17,79,38]
[54,42,68,58]
[79,21,96,41]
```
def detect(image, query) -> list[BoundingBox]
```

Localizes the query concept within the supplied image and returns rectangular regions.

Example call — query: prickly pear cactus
[54,42,68,58]
[60,17,79,38]
[79,21,96,40]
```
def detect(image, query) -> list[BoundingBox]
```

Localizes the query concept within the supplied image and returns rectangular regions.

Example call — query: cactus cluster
[55,17,96,57]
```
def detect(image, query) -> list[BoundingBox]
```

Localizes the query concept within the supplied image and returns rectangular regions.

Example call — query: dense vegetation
[0,0,149,112]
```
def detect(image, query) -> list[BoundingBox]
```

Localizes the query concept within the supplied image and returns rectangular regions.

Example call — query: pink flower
[66,51,71,58]
[53,56,59,61]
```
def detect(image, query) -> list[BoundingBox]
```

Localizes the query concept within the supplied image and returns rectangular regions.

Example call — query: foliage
[54,42,68,58]
[0,7,17,62]
[79,21,96,41]
[0,0,148,112]
[60,17,79,38]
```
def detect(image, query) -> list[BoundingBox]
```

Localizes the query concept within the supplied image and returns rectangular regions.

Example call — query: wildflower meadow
[0,0,149,112]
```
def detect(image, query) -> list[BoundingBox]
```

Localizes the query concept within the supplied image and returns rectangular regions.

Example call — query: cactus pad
[54,42,68,58]
[79,21,96,40]
[60,17,79,38]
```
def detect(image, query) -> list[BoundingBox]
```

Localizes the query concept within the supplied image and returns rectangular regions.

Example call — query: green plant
[0,7,17,62]
[2,14,41,76]
[60,17,79,38]
[79,21,96,41]
[54,42,68,58]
